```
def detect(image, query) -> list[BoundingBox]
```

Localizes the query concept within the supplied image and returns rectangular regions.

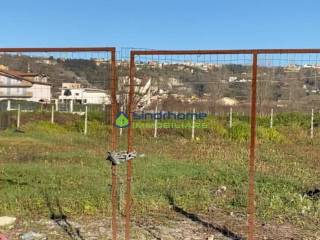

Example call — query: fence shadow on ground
[43,193,85,240]
[166,194,245,240]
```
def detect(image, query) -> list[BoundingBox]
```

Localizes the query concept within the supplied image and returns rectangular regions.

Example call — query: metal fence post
[7,100,11,111]
[17,104,21,129]
[84,106,88,135]
[125,52,135,240]
[154,105,158,138]
[192,108,195,140]
[110,48,118,240]
[270,108,274,128]
[51,105,55,124]
[55,99,59,112]
[248,52,258,240]
[70,100,74,113]
[120,106,123,136]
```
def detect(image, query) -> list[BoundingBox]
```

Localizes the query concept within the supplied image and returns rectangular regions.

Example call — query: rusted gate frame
[0,47,118,240]
[127,49,320,240]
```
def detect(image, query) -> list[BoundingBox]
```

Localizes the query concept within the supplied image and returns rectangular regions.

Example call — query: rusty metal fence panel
[0,47,118,239]
[124,49,320,240]
[255,52,320,240]
[1,47,320,240]
[126,50,254,240]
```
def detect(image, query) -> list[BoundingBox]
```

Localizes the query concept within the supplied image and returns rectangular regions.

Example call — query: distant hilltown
[1,54,320,113]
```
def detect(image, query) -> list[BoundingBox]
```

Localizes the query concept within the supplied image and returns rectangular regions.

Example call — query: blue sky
[0,0,319,50]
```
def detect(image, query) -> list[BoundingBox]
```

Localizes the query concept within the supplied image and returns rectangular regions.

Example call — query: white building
[228,76,238,82]
[35,59,57,65]
[59,83,110,104]
[0,67,51,103]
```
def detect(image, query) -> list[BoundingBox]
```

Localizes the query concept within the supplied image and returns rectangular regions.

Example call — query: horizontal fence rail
[1,48,320,240]
[126,48,320,240]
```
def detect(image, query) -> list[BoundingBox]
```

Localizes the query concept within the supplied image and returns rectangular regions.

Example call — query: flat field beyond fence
[0,112,319,239]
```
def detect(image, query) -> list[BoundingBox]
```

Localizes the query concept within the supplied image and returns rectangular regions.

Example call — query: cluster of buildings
[227,76,251,83]
[59,83,110,104]
[117,75,240,110]
[136,61,222,72]
[0,66,110,105]
[285,64,320,72]
[0,64,244,113]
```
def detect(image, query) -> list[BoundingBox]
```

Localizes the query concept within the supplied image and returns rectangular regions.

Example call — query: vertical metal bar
[125,52,135,240]
[110,49,118,240]
[248,52,258,240]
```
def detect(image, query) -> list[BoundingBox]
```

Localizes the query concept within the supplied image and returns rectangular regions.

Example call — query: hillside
[1,54,320,108]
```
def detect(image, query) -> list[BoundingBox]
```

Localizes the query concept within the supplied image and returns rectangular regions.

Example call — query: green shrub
[274,112,309,128]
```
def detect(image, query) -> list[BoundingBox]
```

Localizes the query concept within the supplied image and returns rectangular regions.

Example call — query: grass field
[0,112,319,238]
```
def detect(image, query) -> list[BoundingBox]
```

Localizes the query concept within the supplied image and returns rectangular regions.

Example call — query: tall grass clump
[228,120,250,141]
[257,127,285,143]
[274,112,310,128]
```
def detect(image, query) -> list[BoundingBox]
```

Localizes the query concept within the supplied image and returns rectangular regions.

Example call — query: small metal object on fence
[107,151,137,165]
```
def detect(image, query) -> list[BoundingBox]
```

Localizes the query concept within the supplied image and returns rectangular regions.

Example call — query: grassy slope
[0,113,319,234]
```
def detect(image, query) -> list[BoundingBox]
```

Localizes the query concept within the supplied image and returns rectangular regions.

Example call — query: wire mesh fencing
[123,49,320,240]
[125,50,254,240]
[0,48,116,131]
[0,47,119,238]
[1,48,320,240]
[255,53,320,239]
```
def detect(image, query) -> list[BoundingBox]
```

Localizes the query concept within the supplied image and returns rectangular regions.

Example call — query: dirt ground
[2,210,319,240]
